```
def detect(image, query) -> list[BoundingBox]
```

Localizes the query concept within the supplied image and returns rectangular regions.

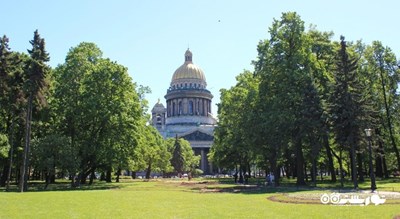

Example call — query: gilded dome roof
[171,49,206,86]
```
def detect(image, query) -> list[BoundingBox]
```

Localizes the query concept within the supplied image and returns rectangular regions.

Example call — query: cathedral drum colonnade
[151,49,216,174]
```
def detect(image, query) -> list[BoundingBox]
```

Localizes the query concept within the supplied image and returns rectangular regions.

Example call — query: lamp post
[365,129,377,192]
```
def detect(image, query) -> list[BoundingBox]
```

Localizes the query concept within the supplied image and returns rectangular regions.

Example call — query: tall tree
[20,30,50,192]
[363,41,400,173]
[53,42,102,185]
[53,42,142,185]
[255,12,322,186]
[0,35,13,187]
[307,28,337,182]
[328,36,367,189]
[210,70,259,182]
[171,136,184,176]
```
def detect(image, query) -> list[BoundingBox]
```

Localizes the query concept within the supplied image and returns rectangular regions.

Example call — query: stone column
[205,100,208,116]
[167,100,170,117]
[173,99,177,116]
[199,99,203,116]
[203,99,206,116]
[193,98,197,115]
[183,98,187,115]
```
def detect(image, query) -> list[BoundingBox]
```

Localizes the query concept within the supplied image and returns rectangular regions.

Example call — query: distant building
[151,49,217,174]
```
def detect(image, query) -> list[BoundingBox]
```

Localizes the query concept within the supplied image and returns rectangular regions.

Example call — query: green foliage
[211,70,259,174]
[53,42,142,181]
[255,12,326,185]
[31,134,78,176]
[25,30,50,97]
[2,11,400,192]
[166,137,200,174]
[0,134,9,158]
[362,41,400,171]
[20,30,51,192]
[133,124,172,177]
[171,137,184,174]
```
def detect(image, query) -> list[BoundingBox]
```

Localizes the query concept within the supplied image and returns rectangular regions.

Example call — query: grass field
[1,178,400,219]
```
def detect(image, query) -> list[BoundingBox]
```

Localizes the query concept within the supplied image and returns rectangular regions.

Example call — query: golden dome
[171,49,207,86]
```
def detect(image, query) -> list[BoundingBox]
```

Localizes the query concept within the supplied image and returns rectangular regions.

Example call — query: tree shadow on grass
[185,177,400,195]
[2,181,126,193]
[185,181,316,195]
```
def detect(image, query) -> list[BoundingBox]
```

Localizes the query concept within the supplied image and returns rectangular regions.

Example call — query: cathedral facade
[151,49,217,174]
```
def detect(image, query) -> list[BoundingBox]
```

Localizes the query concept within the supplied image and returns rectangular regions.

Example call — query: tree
[133,124,171,179]
[20,30,50,192]
[328,36,370,189]
[53,42,102,185]
[53,42,142,185]
[255,12,323,186]
[30,134,77,189]
[0,48,28,189]
[210,70,259,183]
[166,137,200,178]
[363,41,400,174]
[307,28,337,182]
[0,35,13,187]
[0,134,10,163]
[171,136,184,176]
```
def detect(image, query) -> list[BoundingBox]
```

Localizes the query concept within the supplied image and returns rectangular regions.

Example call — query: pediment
[181,130,214,141]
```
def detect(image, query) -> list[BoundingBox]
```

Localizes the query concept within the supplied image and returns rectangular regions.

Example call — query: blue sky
[2,0,399,115]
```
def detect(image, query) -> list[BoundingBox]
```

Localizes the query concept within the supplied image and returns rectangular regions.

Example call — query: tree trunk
[145,162,152,180]
[106,166,112,182]
[20,93,33,192]
[44,171,50,190]
[375,151,383,178]
[274,165,280,187]
[71,172,76,187]
[0,161,9,187]
[238,167,244,184]
[350,144,358,189]
[295,137,306,186]
[332,149,344,188]
[379,67,400,171]
[357,152,364,182]
[383,154,389,178]
[5,118,15,191]
[311,157,317,186]
[270,159,276,186]
[116,168,121,183]
[89,168,95,185]
[323,133,336,182]
[131,171,136,179]
[80,172,87,184]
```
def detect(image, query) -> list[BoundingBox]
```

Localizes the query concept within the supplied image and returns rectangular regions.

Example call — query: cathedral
[151,49,217,174]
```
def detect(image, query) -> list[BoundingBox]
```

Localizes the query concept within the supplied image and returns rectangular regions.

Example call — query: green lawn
[1,178,400,219]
